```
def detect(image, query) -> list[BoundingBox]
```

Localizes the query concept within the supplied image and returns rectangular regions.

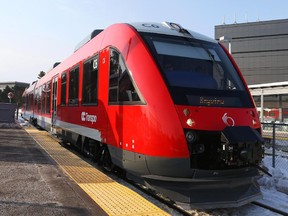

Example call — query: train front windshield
[142,33,254,108]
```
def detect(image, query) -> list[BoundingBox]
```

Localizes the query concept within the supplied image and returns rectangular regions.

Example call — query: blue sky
[1,0,288,83]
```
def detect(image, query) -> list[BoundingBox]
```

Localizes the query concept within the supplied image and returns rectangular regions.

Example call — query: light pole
[219,36,232,54]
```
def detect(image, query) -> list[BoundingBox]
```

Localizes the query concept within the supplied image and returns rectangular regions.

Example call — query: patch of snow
[256,155,288,214]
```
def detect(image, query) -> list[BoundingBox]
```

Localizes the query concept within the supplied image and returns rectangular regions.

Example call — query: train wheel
[82,138,114,171]
[83,138,100,160]
[82,137,91,157]
[100,146,114,172]
[93,142,103,164]
[30,117,37,126]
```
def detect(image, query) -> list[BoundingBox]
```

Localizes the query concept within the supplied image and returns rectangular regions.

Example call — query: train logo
[222,113,235,126]
[81,112,97,124]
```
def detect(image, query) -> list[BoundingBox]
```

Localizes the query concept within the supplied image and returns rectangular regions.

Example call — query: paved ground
[0,126,107,216]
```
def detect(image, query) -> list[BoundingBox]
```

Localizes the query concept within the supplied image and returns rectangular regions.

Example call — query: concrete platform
[0,124,170,216]
[0,127,107,216]
[25,127,170,216]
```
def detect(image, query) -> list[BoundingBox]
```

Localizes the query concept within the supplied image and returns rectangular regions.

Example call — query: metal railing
[261,122,288,171]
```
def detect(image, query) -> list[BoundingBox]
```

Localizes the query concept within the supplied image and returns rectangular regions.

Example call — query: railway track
[128,180,288,216]
[263,130,288,141]
[252,201,288,216]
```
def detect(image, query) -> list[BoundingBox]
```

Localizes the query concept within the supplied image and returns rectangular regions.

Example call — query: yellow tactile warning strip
[25,127,170,216]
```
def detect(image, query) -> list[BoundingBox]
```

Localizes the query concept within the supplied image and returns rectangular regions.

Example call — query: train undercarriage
[53,124,265,209]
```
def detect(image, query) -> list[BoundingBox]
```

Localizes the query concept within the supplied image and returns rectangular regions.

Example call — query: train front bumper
[142,166,262,209]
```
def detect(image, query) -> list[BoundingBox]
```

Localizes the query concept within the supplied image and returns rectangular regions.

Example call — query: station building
[215,18,288,85]
[0,81,29,91]
[215,19,288,122]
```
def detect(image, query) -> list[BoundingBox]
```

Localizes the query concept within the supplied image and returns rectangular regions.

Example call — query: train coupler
[220,126,264,167]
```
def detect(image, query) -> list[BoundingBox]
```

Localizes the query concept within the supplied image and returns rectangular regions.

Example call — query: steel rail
[252,201,288,216]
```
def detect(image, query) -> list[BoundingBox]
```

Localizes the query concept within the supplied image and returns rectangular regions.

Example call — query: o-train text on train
[22,22,264,209]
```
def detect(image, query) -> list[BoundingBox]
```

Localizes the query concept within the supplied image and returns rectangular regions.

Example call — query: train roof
[74,29,103,52]
[128,22,216,43]
[73,22,216,54]
[74,22,216,52]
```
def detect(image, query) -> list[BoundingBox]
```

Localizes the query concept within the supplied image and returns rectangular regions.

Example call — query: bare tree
[38,71,46,79]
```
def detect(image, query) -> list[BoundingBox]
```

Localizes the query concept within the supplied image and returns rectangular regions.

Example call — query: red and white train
[22,22,264,209]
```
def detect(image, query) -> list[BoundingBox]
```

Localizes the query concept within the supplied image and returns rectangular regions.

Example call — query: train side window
[37,87,41,113]
[68,67,79,106]
[41,85,45,113]
[109,48,142,104]
[82,55,98,105]
[45,81,51,114]
[61,73,67,106]
[34,88,38,112]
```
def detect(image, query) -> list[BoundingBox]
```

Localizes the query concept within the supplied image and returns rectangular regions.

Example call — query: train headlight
[250,110,256,117]
[183,108,190,116]
[196,144,205,154]
[186,118,194,127]
[252,119,257,126]
[185,131,197,143]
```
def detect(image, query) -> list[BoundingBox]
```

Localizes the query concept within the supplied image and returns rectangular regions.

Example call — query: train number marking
[93,59,98,69]
[142,23,159,28]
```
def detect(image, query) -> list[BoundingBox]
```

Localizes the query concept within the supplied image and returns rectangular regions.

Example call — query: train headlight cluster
[183,109,195,127]
[185,130,205,154]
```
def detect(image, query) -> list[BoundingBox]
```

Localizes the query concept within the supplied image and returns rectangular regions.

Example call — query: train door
[51,76,58,132]
[97,48,109,141]
[106,48,144,168]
